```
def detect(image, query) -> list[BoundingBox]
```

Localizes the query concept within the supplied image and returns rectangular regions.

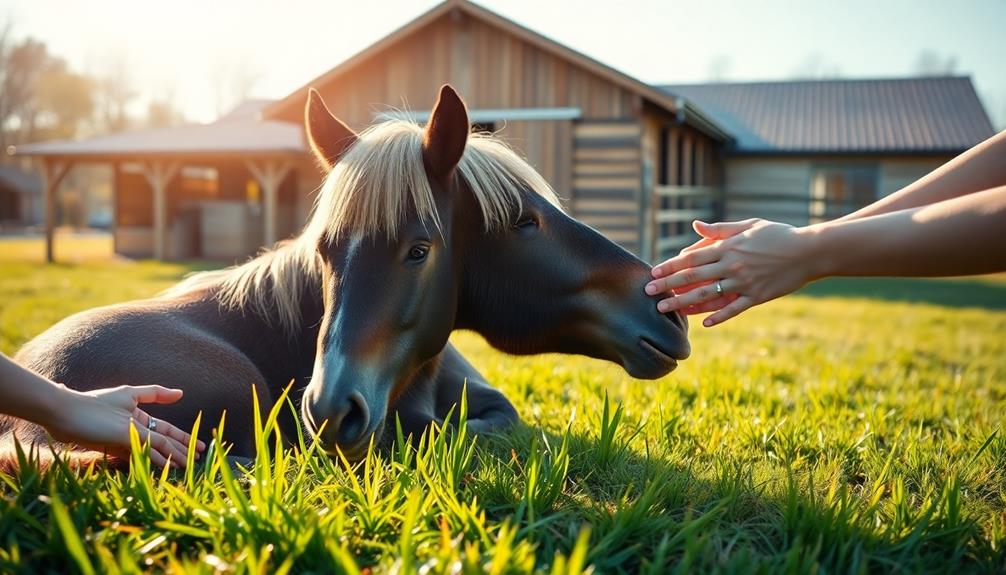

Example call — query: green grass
[1,241,1005,573]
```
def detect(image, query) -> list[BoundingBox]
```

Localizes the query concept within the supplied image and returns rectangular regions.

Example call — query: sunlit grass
[0,239,1004,572]
[0,230,115,263]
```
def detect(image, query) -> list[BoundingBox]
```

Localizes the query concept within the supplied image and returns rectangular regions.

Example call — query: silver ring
[714,281,724,296]
[147,419,157,432]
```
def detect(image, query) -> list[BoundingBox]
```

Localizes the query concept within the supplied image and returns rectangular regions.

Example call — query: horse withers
[2,85,688,466]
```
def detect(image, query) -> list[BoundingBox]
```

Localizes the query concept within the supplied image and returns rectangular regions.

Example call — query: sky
[3,0,1005,128]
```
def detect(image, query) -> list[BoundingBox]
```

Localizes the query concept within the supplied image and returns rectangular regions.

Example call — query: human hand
[645,219,819,326]
[45,385,205,468]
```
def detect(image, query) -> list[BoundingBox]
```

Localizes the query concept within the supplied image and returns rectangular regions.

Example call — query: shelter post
[41,159,72,263]
[140,161,179,260]
[244,158,293,247]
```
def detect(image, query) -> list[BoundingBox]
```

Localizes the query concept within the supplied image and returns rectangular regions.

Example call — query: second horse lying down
[6,85,690,464]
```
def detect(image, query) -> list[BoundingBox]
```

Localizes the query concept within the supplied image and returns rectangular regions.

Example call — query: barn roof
[658,77,995,154]
[263,0,732,142]
[10,113,304,160]
[0,165,41,194]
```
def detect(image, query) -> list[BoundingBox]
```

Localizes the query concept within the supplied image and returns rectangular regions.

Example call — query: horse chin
[323,420,386,462]
[620,337,688,379]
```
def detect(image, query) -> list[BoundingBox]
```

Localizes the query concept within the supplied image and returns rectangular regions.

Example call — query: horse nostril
[664,310,688,332]
[335,391,371,445]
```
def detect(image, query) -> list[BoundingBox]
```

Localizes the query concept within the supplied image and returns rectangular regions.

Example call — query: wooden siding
[271,13,640,128]
[725,155,952,226]
[879,158,946,197]
[724,158,813,225]
[571,120,641,253]
[496,119,573,200]
[638,103,721,260]
[268,9,640,199]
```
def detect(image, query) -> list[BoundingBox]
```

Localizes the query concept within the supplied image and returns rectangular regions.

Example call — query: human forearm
[810,185,1006,278]
[0,354,66,428]
[1,353,200,466]
[839,130,1006,222]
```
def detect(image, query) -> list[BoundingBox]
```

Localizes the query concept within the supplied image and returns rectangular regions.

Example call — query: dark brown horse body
[1,86,689,465]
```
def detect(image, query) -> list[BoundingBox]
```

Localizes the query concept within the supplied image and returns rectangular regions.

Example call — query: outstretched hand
[45,385,205,468]
[646,219,819,327]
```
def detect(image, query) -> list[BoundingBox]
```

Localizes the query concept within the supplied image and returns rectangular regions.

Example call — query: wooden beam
[680,133,693,187]
[244,158,293,247]
[41,159,72,263]
[140,161,179,260]
[111,162,120,256]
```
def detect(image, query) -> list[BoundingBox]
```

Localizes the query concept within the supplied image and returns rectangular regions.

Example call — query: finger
[657,279,736,312]
[693,219,758,240]
[140,415,191,464]
[135,406,204,453]
[157,418,205,453]
[671,278,714,296]
[147,433,187,469]
[681,292,740,315]
[650,262,725,293]
[678,236,715,255]
[131,408,151,429]
[147,447,169,469]
[161,426,196,460]
[650,244,724,281]
[702,295,753,327]
[131,385,184,405]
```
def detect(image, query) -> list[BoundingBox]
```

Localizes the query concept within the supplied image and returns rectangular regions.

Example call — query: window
[810,165,878,222]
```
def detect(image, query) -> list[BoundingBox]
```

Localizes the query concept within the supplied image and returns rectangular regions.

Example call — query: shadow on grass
[470,423,1003,573]
[798,276,1006,310]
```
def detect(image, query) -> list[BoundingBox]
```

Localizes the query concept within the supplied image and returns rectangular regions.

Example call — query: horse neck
[204,242,327,389]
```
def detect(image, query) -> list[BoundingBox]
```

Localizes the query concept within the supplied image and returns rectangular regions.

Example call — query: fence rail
[653,185,718,260]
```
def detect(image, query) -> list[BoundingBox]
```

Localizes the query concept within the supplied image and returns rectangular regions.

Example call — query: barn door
[571,121,642,255]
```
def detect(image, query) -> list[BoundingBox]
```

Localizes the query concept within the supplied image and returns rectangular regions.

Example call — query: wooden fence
[652,185,718,260]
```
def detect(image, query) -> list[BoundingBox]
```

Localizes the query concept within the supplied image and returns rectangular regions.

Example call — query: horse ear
[422,84,469,178]
[305,88,358,170]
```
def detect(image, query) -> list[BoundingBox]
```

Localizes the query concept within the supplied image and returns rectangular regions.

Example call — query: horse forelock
[162,120,562,337]
[303,119,563,244]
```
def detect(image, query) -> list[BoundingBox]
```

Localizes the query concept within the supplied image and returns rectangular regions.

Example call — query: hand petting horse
[2,85,689,467]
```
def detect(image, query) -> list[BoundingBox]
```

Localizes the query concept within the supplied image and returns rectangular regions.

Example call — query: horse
[1,85,689,467]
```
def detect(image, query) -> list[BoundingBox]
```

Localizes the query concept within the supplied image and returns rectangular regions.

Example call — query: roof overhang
[10,120,306,161]
[376,107,582,123]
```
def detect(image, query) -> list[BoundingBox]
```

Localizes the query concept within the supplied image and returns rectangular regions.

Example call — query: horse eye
[513,217,538,231]
[407,245,429,262]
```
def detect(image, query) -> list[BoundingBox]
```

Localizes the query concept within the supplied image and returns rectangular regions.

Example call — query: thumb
[131,385,184,406]
[693,219,758,240]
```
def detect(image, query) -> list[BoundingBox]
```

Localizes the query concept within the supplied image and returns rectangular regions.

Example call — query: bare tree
[914,50,958,76]
[1,35,52,147]
[146,88,186,128]
[0,19,12,155]
[706,54,731,83]
[212,56,261,116]
[790,53,842,80]
[35,59,95,139]
[93,56,136,133]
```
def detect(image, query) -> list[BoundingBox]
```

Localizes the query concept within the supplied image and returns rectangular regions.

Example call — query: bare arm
[647,186,1006,326]
[0,353,203,467]
[812,185,1006,277]
[838,129,1006,222]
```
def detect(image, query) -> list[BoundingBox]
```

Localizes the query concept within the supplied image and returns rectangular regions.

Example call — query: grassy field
[0,238,1004,573]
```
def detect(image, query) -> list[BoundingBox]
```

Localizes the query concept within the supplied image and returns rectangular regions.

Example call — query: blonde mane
[165,119,562,336]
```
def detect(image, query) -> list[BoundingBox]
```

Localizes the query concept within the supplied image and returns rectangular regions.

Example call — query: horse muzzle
[302,378,388,460]
[607,283,690,379]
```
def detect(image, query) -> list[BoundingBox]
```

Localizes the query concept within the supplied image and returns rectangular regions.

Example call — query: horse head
[301,85,689,458]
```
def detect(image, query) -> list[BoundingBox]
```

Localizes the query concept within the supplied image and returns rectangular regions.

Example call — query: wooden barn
[661,78,995,226]
[12,0,995,264]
